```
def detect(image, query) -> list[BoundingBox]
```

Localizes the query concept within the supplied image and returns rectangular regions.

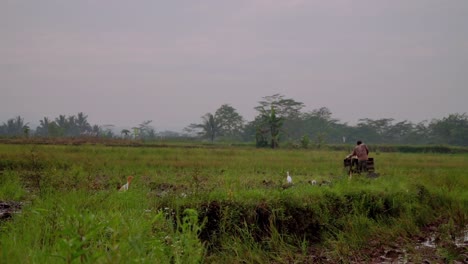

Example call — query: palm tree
[253,107,283,148]
[2,116,27,136]
[138,120,154,140]
[55,115,68,136]
[36,117,50,137]
[67,115,80,136]
[92,125,100,137]
[121,129,131,138]
[266,106,283,148]
[76,112,91,135]
[186,113,221,142]
[23,125,30,137]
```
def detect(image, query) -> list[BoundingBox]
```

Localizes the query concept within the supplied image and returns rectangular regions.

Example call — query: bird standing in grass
[286,171,292,184]
[119,176,134,191]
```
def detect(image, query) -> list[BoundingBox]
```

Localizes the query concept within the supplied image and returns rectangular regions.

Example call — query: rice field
[0,143,467,263]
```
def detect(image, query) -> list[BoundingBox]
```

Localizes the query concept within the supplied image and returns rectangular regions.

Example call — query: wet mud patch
[0,201,22,221]
[358,224,468,263]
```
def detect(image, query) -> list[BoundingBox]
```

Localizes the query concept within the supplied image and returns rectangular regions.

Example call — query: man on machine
[347,140,369,173]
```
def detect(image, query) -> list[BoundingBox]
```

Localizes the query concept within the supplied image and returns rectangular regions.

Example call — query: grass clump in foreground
[1,190,205,263]
[0,143,467,263]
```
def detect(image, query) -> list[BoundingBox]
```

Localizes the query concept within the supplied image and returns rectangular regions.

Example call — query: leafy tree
[242,119,260,142]
[404,121,430,144]
[187,105,245,142]
[214,104,245,140]
[429,113,468,146]
[352,118,430,144]
[385,120,414,143]
[351,118,395,143]
[254,125,269,147]
[329,122,354,144]
[100,124,115,138]
[2,106,468,147]
[314,132,326,149]
[359,118,394,140]
[300,134,310,149]
[252,94,302,146]
[301,107,340,144]
[254,94,304,118]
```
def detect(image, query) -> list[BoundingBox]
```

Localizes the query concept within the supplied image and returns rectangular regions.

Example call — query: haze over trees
[1,95,468,147]
[185,104,244,142]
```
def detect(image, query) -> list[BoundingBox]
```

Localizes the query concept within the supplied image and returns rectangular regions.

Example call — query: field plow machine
[343,157,377,177]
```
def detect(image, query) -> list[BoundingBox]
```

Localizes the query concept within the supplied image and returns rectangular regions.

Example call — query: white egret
[286,171,292,184]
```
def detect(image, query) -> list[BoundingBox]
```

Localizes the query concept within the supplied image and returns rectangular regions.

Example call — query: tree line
[0,113,162,140]
[1,94,468,147]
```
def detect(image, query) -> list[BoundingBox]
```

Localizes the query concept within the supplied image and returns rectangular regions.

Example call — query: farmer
[347,140,369,172]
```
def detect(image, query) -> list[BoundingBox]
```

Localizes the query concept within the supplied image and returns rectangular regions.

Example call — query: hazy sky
[2,0,467,131]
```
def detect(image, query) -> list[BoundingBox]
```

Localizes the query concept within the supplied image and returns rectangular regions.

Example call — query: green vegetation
[0,143,467,263]
[1,94,468,147]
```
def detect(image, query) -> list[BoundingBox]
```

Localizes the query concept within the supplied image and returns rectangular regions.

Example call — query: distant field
[0,143,467,263]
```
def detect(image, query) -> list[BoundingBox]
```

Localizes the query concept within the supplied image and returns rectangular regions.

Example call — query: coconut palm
[76,112,91,135]
[186,113,221,142]
[36,117,51,137]
[121,129,131,138]
[1,116,28,137]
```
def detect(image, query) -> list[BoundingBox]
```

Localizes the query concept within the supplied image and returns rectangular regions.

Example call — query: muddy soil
[0,201,22,221]
[305,229,468,263]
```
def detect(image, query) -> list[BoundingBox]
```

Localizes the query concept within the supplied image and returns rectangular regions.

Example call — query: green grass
[0,143,467,263]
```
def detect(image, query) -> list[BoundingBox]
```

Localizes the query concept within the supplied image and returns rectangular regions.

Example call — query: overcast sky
[2,0,467,131]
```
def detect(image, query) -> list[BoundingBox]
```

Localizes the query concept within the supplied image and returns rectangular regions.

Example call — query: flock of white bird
[286,171,317,186]
[119,171,317,192]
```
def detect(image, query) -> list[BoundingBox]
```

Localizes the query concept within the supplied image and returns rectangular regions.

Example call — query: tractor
[343,157,375,177]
